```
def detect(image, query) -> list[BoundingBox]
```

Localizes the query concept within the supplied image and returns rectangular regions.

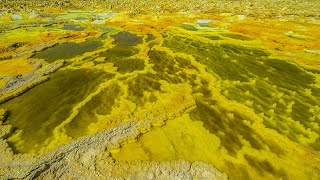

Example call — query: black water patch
[311,86,320,97]
[98,32,144,73]
[291,99,313,123]
[189,99,267,156]
[109,57,145,73]
[149,50,180,73]
[163,36,269,82]
[62,24,86,31]
[164,34,316,93]
[1,69,110,153]
[148,49,199,84]
[244,154,287,178]
[264,59,316,90]
[302,67,320,75]
[65,81,119,139]
[164,34,319,151]
[33,38,104,63]
[99,46,144,73]
[98,26,118,33]
[111,31,142,46]
[101,46,137,58]
[225,161,251,179]
[126,74,162,106]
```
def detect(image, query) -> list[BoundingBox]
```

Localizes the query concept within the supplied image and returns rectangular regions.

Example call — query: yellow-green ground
[0,7,320,180]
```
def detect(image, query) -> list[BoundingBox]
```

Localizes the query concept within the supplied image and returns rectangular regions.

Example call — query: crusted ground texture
[0,115,227,179]
[0,0,320,180]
